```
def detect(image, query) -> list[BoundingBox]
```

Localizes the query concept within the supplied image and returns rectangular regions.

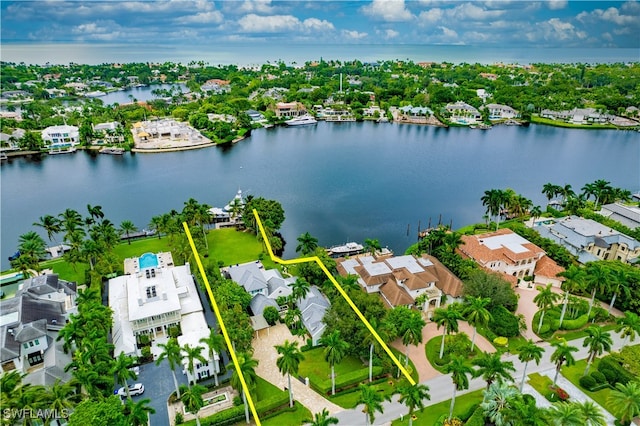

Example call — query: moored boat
[48,146,77,155]
[99,147,125,155]
[285,114,318,126]
[327,242,364,257]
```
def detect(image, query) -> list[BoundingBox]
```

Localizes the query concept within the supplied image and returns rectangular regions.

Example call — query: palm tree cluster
[542,179,632,215]
[481,188,534,230]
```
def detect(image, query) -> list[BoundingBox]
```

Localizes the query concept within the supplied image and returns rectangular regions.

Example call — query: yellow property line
[182,223,261,426]
[252,209,415,386]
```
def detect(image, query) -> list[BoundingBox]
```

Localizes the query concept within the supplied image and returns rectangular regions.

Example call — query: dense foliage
[463,270,518,312]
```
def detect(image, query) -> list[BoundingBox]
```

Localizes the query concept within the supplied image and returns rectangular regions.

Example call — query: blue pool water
[139,253,159,269]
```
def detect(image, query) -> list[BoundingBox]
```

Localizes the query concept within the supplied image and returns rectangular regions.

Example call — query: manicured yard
[390,389,483,426]
[561,359,613,412]
[298,347,367,387]
[425,335,478,374]
[527,372,557,402]
[41,258,90,285]
[261,401,312,426]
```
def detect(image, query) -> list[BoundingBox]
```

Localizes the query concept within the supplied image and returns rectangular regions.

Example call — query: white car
[116,383,144,397]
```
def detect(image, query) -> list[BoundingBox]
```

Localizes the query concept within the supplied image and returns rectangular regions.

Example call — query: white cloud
[538,18,587,41]
[302,18,335,32]
[439,26,458,39]
[237,14,300,32]
[175,11,224,24]
[237,0,277,14]
[418,8,444,24]
[384,29,399,39]
[449,3,506,20]
[341,29,368,40]
[547,0,568,10]
[361,0,414,22]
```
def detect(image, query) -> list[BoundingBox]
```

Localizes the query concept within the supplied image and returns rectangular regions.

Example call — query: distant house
[274,102,307,118]
[459,228,564,286]
[398,105,433,118]
[245,109,266,123]
[485,103,519,120]
[445,101,482,125]
[41,125,80,149]
[131,119,210,147]
[536,216,640,264]
[109,252,219,384]
[92,121,124,145]
[0,274,77,386]
[201,79,231,94]
[599,203,640,230]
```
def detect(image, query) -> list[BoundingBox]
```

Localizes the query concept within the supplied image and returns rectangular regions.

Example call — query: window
[29,341,34,347]
[34,339,39,345]
[23,343,28,349]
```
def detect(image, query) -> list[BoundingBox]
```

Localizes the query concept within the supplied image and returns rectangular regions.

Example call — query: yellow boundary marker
[252,209,415,386]
[182,223,261,426]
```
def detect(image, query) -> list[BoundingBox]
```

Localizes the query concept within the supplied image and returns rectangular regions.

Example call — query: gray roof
[14,319,47,343]
[296,286,330,344]
[601,203,640,230]
[228,262,268,293]
[249,294,279,316]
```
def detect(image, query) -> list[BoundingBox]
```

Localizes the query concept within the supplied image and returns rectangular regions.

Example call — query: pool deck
[124,252,174,275]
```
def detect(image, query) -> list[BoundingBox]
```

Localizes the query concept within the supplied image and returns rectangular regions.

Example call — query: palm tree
[582,326,612,376]
[296,232,319,255]
[180,384,206,426]
[609,264,631,315]
[473,351,516,393]
[592,179,613,207]
[304,408,339,425]
[319,330,349,396]
[557,265,585,328]
[530,205,543,223]
[227,353,259,424]
[357,383,388,425]
[481,189,507,230]
[111,352,137,400]
[463,296,492,352]
[182,343,207,388]
[583,262,611,320]
[546,401,585,426]
[573,400,606,426]
[363,317,390,382]
[481,381,519,426]
[291,277,311,303]
[44,379,81,417]
[559,184,576,205]
[534,284,560,333]
[199,328,225,386]
[156,338,183,398]
[33,214,61,244]
[275,340,305,408]
[445,355,475,421]
[433,304,463,359]
[148,215,164,239]
[401,311,425,367]
[87,204,105,223]
[124,398,156,426]
[616,311,640,347]
[59,208,83,236]
[119,220,138,245]
[517,340,545,392]
[396,382,430,426]
[364,238,381,256]
[608,381,640,425]
[542,182,561,202]
[550,339,578,385]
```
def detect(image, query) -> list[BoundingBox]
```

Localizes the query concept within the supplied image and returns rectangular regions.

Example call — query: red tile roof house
[458,228,565,288]
[336,254,463,316]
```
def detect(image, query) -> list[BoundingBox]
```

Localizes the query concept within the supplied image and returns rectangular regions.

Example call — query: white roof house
[41,125,80,148]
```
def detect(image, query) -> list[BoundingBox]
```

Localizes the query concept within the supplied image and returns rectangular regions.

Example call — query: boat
[0,152,7,161]
[48,146,77,155]
[285,114,317,126]
[99,147,125,155]
[327,242,364,257]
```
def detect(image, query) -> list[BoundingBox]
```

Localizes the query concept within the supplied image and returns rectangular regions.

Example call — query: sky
[1,0,639,48]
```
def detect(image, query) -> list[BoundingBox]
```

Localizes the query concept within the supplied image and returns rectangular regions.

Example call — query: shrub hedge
[489,306,520,337]
[201,392,290,426]
[310,366,384,395]
[464,406,485,426]
[579,375,597,391]
[597,355,636,386]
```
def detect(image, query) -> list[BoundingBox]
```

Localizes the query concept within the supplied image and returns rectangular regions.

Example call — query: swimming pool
[139,253,159,269]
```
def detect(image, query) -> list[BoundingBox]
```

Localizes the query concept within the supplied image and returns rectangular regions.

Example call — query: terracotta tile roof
[534,256,566,281]
[459,229,545,266]
[379,280,414,308]
[420,254,464,298]
[353,265,393,287]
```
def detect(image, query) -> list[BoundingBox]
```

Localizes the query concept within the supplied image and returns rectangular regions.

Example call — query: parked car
[116,383,144,397]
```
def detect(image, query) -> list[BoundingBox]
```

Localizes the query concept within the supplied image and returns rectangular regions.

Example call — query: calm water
[1,122,638,270]
[97,83,189,106]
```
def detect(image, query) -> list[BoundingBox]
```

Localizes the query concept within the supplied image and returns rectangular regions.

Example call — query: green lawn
[527,372,557,402]
[425,335,478,374]
[297,347,367,387]
[260,401,312,426]
[561,359,613,412]
[390,389,483,426]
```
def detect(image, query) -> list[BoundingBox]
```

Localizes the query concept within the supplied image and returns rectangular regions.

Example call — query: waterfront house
[274,102,307,118]
[296,286,330,346]
[209,189,245,227]
[0,274,76,386]
[445,101,482,125]
[226,261,295,301]
[535,216,640,264]
[599,203,640,230]
[485,103,519,120]
[108,252,219,383]
[458,228,564,286]
[131,119,211,148]
[41,125,80,149]
[92,121,124,145]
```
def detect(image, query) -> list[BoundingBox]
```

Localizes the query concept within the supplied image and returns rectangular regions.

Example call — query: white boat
[285,114,317,126]
[327,242,364,257]
[99,147,125,155]
[48,146,77,155]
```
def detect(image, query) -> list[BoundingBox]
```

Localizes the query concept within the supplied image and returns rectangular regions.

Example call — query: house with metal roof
[600,203,640,230]
[296,286,330,346]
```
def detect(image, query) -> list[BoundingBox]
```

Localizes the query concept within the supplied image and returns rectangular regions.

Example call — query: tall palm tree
[156,338,183,399]
[530,205,543,223]
[401,311,425,367]
[517,340,545,392]
[582,326,612,376]
[181,343,207,388]
[59,208,83,236]
[546,401,585,426]
[33,214,61,244]
[180,384,206,426]
[296,232,319,255]
[199,328,225,386]
[291,277,311,303]
[463,296,492,352]
[573,400,606,426]
[227,353,259,424]
[592,179,613,207]
[616,311,640,347]
[534,284,560,333]
[583,262,611,320]
[119,220,138,245]
[111,352,137,400]
[363,317,390,382]
[557,265,585,328]
[433,304,463,359]
[275,340,305,408]
[608,264,631,314]
[86,204,105,223]
[364,238,381,256]
[303,408,339,426]
[124,398,156,426]
[481,189,507,230]
[43,379,82,417]
[357,383,388,426]
[396,382,431,426]
[608,381,640,426]
[445,355,475,421]
[319,330,349,396]
[481,381,518,426]
[148,215,164,239]
[542,183,562,202]
[550,339,578,385]
[472,351,516,393]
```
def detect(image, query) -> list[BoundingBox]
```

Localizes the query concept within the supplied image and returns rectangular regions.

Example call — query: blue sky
[1,1,639,48]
